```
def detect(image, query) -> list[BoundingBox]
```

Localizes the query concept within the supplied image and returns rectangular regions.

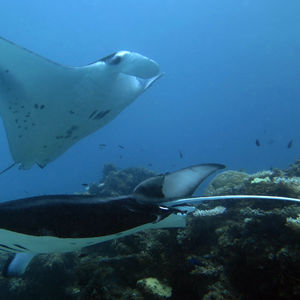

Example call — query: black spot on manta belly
[13,244,29,250]
[34,104,45,109]
[0,244,18,251]
[0,248,11,253]
[88,109,98,119]
[64,125,79,139]
[93,109,111,120]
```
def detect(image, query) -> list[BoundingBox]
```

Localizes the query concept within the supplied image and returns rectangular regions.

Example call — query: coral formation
[84,163,156,197]
[285,158,300,177]
[286,214,300,232]
[137,277,172,298]
[205,168,300,199]
[193,206,226,217]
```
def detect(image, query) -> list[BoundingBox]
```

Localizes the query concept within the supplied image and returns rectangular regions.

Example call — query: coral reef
[84,163,156,197]
[205,168,300,199]
[285,158,300,177]
[0,161,300,299]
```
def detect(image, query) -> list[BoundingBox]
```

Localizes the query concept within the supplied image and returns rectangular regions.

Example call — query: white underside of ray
[0,214,185,254]
[0,37,160,169]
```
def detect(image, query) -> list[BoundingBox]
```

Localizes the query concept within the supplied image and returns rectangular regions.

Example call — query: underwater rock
[204,170,250,196]
[102,163,117,178]
[137,277,172,298]
[286,214,300,232]
[285,158,300,177]
[84,164,156,196]
[204,168,300,202]
[0,252,77,300]
[188,256,223,277]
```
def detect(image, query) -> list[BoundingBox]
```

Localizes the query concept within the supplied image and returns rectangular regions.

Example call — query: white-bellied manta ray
[1,163,300,277]
[0,36,162,170]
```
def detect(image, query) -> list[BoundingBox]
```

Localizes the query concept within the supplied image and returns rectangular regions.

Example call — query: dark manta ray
[0,36,162,170]
[1,163,300,277]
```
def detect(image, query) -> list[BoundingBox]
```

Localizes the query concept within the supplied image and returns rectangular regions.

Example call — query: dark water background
[0,0,299,200]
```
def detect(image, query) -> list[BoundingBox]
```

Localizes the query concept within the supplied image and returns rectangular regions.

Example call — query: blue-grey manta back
[0,37,162,169]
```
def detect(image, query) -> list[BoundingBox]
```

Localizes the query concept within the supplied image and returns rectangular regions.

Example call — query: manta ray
[0,163,299,277]
[0,36,162,170]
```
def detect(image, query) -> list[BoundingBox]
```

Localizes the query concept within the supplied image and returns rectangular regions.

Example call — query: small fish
[118,145,125,149]
[287,139,293,149]
[147,163,152,167]
[255,139,261,147]
[179,150,183,158]
[81,183,89,187]
[99,144,106,148]
[188,257,202,266]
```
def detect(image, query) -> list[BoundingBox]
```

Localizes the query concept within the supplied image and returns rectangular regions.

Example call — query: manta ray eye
[110,55,122,65]
[99,53,122,65]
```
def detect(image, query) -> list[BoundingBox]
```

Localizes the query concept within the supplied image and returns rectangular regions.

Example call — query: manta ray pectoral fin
[133,163,225,203]
[3,253,35,277]
[153,213,186,229]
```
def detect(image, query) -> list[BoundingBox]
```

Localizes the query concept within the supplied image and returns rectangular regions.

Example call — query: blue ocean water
[0,0,299,201]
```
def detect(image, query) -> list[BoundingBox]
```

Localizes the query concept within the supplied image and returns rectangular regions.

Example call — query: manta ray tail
[3,253,35,277]
[0,162,16,175]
